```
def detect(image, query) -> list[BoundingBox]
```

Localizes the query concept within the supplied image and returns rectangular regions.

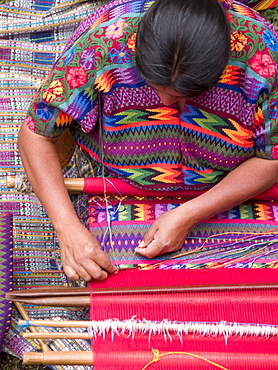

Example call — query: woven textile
[85,195,278,269]
[0,213,12,351]
[0,1,278,369]
[0,1,106,369]
[24,0,278,192]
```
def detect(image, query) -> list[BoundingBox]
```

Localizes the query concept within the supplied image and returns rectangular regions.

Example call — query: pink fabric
[90,269,278,369]
[84,177,278,200]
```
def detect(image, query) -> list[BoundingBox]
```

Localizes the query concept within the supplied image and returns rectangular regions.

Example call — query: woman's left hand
[135,157,278,259]
[135,205,193,258]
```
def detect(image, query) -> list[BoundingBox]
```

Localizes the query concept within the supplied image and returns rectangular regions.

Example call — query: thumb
[136,224,158,249]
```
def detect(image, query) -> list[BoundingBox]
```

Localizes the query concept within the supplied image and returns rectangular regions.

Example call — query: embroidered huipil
[24,0,278,192]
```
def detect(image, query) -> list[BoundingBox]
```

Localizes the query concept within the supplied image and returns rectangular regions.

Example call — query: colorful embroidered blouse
[25,0,278,191]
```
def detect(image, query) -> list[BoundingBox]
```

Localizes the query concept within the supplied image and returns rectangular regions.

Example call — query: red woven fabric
[84,177,278,200]
[90,269,278,369]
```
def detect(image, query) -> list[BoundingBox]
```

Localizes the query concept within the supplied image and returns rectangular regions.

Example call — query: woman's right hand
[18,122,118,282]
[56,220,118,282]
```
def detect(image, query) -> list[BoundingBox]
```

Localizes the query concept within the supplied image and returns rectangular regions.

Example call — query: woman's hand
[135,205,194,258]
[136,157,278,259]
[18,121,118,281]
[57,221,118,282]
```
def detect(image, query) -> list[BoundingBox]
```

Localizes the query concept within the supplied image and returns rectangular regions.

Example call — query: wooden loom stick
[14,302,50,352]
[7,282,278,307]
[19,319,278,340]
[7,174,278,199]
[7,282,278,298]
[22,350,278,367]
[6,175,84,193]
[23,351,93,365]
[23,332,90,339]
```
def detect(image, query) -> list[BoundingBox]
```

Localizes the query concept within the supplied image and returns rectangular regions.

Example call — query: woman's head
[135,0,230,97]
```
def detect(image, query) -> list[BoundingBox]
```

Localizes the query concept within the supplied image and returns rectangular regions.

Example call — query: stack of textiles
[0,1,106,369]
[0,0,278,370]
[0,214,12,352]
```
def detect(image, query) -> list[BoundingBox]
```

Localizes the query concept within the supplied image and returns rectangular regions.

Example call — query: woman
[18,0,278,282]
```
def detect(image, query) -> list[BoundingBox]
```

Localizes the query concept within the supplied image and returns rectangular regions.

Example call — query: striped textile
[0,1,278,369]
[0,213,12,352]
[252,0,278,10]
[0,1,107,369]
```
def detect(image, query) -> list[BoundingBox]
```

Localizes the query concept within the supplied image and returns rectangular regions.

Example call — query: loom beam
[23,351,93,365]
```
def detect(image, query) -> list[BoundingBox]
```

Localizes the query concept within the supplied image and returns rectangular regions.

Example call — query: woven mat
[0,213,12,352]
[0,1,105,369]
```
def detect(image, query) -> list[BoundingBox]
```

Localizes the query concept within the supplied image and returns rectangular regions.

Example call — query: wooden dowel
[11,296,90,307]
[7,287,90,298]
[5,175,16,188]
[19,319,90,328]
[23,351,93,366]
[23,332,90,339]
[7,283,278,302]
[14,302,50,353]
[6,175,84,193]
[19,319,278,340]
[23,350,278,367]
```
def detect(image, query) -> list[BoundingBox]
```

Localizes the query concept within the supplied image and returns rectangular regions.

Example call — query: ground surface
[0,351,49,369]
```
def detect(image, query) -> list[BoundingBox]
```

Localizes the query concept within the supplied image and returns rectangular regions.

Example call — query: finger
[92,248,118,275]
[135,239,163,259]
[84,263,108,281]
[138,224,158,248]
[63,265,80,282]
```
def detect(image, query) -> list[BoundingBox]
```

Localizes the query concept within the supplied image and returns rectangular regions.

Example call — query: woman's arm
[18,121,118,281]
[136,157,278,258]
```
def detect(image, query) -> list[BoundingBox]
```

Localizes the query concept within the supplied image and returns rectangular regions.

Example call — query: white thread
[88,318,278,343]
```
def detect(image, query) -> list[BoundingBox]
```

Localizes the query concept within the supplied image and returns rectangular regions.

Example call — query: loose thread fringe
[87,318,278,344]
[141,348,228,370]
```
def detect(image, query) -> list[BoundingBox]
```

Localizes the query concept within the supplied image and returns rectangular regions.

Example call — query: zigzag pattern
[181,129,253,159]
[88,197,278,263]
[180,106,253,147]
[103,106,178,129]
[182,167,223,186]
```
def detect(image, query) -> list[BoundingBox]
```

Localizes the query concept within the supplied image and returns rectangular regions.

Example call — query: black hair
[135,0,230,97]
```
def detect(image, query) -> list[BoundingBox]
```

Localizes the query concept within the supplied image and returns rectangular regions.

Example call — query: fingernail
[114,269,119,275]
[138,241,144,248]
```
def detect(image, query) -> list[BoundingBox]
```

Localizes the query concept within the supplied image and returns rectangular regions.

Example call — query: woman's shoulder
[227,2,278,83]
[65,0,147,48]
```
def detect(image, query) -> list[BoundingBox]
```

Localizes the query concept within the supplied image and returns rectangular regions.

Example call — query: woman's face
[148,83,186,107]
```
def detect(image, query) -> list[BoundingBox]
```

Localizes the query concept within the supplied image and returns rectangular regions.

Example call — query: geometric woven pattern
[0,0,277,368]
[0,213,12,351]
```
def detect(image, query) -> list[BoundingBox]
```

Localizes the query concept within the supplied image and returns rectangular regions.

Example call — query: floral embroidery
[66,66,88,88]
[127,33,136,51]
[80,48,96,70]
[262,30,278,53]
[43,80,64,103]
[231,31,248,51]
[105,19,127,39]
[25,0,278,168]
[109,44,132,64]
[271,145,278,159]
[35,102,54,121]
[24,115,36,131]
[249,52,276,77]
